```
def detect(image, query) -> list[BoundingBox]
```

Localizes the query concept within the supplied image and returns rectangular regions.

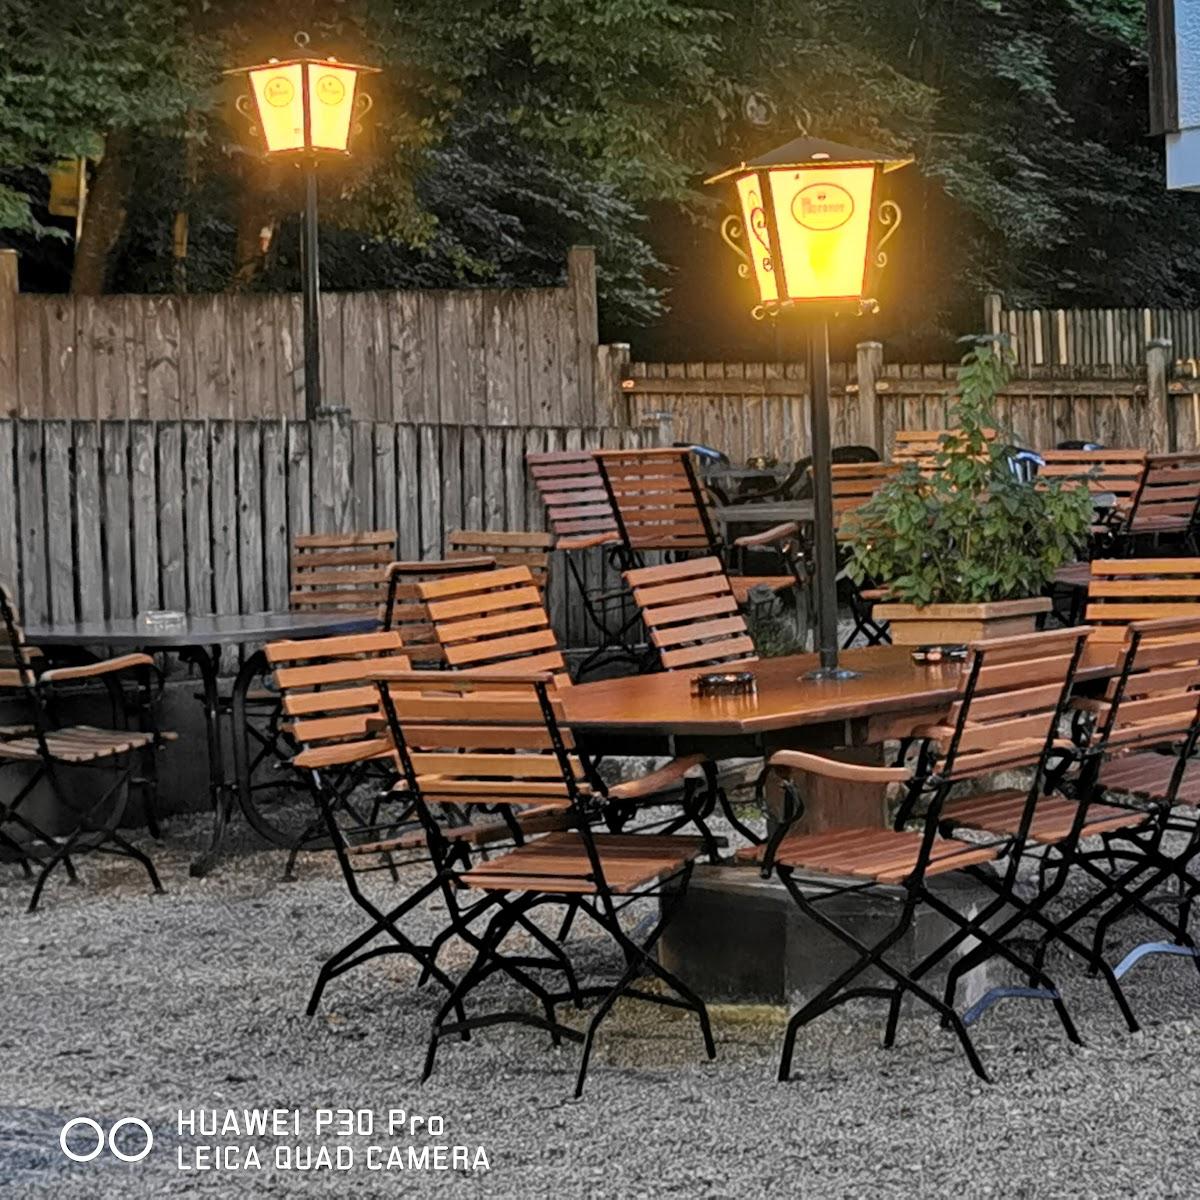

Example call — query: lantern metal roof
[223,55,381,77]
[705,136,913,185]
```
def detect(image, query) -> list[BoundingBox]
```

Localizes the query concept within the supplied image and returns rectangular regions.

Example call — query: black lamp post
[707,136,911,679]
[227,33,378,418]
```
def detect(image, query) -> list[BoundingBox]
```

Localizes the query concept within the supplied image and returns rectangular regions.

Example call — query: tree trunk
[70,129,135,295]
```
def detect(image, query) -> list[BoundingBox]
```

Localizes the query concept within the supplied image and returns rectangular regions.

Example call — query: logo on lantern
[263,75,295,107]
[792,183,854,232]
[315,73,346,105]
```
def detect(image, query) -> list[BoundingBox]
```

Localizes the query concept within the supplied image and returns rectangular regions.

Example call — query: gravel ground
[3,813,1200,1199]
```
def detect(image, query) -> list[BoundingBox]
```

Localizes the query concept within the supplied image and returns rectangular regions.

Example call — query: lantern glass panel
[767,164,877,302]
[735,174,778,304]
[307,63,359,152]
[249,63,306,153]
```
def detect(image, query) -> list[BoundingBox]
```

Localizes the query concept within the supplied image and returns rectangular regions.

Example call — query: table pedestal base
[658,864,1008,1010]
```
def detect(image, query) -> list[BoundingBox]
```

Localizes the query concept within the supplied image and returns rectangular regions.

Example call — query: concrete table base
[659,864,1009,1012]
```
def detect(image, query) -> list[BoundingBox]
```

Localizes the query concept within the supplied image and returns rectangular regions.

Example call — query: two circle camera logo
[60,1116,154,1164]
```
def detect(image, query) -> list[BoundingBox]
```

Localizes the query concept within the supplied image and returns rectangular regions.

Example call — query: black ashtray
[911,644,968,665]
[692,671,757,697]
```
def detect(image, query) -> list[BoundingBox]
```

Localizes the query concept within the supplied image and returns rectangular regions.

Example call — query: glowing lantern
[227,53,378,156]
[707,136,911,316]
[225,37,380,419]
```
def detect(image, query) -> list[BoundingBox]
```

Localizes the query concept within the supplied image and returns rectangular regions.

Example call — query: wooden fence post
[855,341,884,453]
[0,251,17,417]
[1146,337,1173,453]
[595,342,630,425]
[984,292,1003,337]
[567,246,598,424]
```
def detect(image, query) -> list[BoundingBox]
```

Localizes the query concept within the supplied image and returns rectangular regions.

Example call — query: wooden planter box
[872,597,1052,645]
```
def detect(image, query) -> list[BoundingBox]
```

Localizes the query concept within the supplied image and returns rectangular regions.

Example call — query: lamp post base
[803,666,863,682]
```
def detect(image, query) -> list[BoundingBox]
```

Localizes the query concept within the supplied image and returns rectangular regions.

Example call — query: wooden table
[711,499,814,531]
[562,642,1119,832]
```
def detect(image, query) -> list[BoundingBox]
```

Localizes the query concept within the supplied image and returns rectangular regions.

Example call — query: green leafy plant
[845,336,1093,606]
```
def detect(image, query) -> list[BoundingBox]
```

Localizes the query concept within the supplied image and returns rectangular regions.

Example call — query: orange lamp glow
[709,137,912,315]
[228,54,378,156]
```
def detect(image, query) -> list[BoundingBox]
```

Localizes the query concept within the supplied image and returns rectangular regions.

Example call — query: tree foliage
[0,0,1194,345]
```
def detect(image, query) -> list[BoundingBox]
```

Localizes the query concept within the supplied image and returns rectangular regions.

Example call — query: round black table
[24,611,379,876]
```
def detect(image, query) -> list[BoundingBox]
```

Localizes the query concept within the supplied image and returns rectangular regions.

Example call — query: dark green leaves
[845,339,1092,606]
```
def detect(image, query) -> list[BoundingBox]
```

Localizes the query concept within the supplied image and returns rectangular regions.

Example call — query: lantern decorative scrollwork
[875,199,902,270]
[719,214,752,280]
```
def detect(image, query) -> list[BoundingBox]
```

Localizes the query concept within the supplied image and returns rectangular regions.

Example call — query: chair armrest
[769,749,911,784]
[733,522,799,547]
[607,753,706,801]
[38,653,156,685]
[557,532,619,551]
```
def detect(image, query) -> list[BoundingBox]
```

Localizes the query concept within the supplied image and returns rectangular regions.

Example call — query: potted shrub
[844,337,1094,645]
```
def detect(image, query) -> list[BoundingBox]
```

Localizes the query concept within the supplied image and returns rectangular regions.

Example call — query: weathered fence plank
[130,421,159,613]
[43,420,73,624]
[0,416,639,653]
[157,421,186,613]
[101,422,131,618]
[73,421,103,622]
[6,250,604,427]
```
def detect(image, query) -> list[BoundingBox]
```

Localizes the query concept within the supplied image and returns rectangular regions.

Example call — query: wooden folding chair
[1026,617,1200,1015]
[753,627,1091,1082]
[417,565,720,849]
[526,449,645,675]
[376,671,715,1097]
[0,585,169,910]
[623,556,762,843]
[593,447,806,608]
[265,629,458,1010]
[229,530,397,841]
[932,621,1200,1033]
[830,462,901,646]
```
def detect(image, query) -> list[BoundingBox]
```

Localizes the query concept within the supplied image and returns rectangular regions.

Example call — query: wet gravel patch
[2,815,1200,1198]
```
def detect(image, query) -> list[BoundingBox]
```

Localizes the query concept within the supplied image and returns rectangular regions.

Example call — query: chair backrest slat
[1084,559,1200,642]
[526,450,621,546]
[267,630,411,769]
[625,556,756,672]
[1036,450,1147,510]
[893,428,997,471]
[595,448,715,553]
[1088,618,1200,753]
[382,675,584,811]
[290,529,396,617]
[938,628,1088,780]
[1129,453,1200,533]
[446,530,552,587]
[419,566,570,685]
[387,557,497,663]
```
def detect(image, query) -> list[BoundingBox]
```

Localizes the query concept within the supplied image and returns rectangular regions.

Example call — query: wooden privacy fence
[0,247,630,427]
[0,416,644,650]
[985,291,1200,368]
[621,340,1200,460]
